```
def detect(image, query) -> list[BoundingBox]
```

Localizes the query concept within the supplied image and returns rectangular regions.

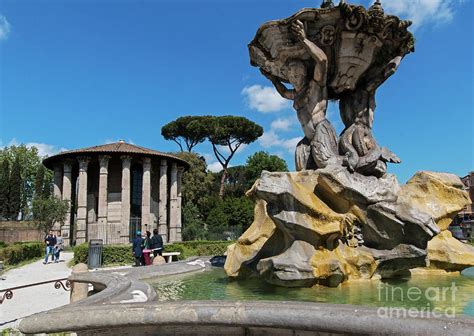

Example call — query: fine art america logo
[377,282,458,318]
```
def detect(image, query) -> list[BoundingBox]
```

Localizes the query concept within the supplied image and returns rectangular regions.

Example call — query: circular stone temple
[43,140,189,247]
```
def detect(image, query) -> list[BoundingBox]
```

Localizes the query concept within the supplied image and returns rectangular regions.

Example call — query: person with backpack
[150,229,164,257]
[132,231,145,267]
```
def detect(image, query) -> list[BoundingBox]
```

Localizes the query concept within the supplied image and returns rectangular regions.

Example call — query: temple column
[121,156,132,243]
[158,159,168,242]
[53,164,63,199]
[52,164,63,231]
[141,157,151,233]
[169,162,178,242]
[62,160,73,247]
[176,166,184,242]
[76,156,90,244]
[98,155,110,243]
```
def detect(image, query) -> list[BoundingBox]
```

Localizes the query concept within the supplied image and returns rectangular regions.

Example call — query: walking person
[54,234,64,263]
[43,230,57,264]
[150,229,164,257]
[132,231,144,267]
[142,231,152,266]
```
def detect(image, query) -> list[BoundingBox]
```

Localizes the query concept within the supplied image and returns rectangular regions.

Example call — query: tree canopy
[245,151,288,189]
[206,116,263,198]
[32,196,69,234]
[0,145,53,220]
[161,116,208,152]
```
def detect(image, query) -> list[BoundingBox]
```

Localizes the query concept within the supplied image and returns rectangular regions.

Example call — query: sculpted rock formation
[225,1,474,288]
[224,170,473,287]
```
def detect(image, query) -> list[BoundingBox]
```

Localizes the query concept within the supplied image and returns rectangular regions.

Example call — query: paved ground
[0,252,74,330]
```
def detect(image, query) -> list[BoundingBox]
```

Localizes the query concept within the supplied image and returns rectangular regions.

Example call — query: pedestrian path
[0,252,74,330]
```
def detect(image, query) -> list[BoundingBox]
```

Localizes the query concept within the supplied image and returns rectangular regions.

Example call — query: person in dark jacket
[150,229,164,257]
[43,230,57,264]
[132,231,145,266]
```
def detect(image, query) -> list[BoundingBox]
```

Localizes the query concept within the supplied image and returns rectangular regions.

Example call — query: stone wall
[0,221,43,243]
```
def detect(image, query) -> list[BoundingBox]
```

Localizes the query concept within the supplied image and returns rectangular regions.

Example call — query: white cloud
[26,142,67,157]
[270,117,295,132]
[0,15,11,41]
[380,0,466,29]
[259,130,301,154]
[207,161,224,173]
[2,138,66,157]
[242,85,291,113]
[218,143,248,155]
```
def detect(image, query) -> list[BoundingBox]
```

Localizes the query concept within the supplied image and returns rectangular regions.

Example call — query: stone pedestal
[141,157,151,232]
[76,157,90,244]
[70,263,89,303]
[121,156,132,243]
[62,160,74,247]
[169,163,178,242]
[158,160,168,242]
[97,156,110,242]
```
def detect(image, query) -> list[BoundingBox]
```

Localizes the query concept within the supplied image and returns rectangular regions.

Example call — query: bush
[166,240,233,260]
[0,242,43,265]
[73,243,133,265]
[0,241,7,248]
[72,240,234,265]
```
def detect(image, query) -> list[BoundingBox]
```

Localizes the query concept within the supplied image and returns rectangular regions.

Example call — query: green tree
[161,116,208,152]
[8,156,22,220]
[0,159,10,218]
[35,164,46,199]
[182,203,207,241]
[175,152,215,209]
[213,165,247,197]
[206,196,254,240]
[32,196,69,234]
[207,116,263,198]
[244,151,288,189]
[0,145,43,219]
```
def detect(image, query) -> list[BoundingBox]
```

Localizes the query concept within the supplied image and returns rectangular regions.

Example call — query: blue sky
[0,0,472,182]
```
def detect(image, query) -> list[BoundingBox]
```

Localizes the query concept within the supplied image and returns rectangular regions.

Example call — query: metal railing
[0,278,71,304]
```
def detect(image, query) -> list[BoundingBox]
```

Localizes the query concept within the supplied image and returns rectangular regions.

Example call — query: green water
[150,267,474,317]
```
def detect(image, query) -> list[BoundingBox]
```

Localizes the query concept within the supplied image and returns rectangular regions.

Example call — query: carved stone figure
[260,20,339,171]
[248,0,415,177]
[338,56,403,177]
[228,0,474,289]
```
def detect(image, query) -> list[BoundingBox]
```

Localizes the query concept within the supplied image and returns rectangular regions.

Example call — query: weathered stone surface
[152,256,166,265]
[70,263,89,303]
[225,169,469,287]
[427,230,474,271]
[311,243,377,287]
[224,199,276,277]
[257,240,317,287]
[316,166,400,207]
[361,244,427,278]
[398,171,470,230]
[363,201,439,250]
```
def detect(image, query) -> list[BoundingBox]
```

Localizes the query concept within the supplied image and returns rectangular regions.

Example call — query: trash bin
[88,239,103,269]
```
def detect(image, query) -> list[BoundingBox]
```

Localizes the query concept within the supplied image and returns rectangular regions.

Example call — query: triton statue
[249,0,414,177]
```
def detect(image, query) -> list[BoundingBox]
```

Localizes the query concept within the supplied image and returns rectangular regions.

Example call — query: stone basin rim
[18,259,474,335]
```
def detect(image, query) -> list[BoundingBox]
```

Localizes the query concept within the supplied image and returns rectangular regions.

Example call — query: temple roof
[43,141,189,169]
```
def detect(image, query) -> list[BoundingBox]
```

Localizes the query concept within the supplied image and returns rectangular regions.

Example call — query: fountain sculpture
[225,0,474,287]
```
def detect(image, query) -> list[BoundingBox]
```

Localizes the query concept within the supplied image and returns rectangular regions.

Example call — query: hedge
[73,240,233,265]
[0,242,43,265]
